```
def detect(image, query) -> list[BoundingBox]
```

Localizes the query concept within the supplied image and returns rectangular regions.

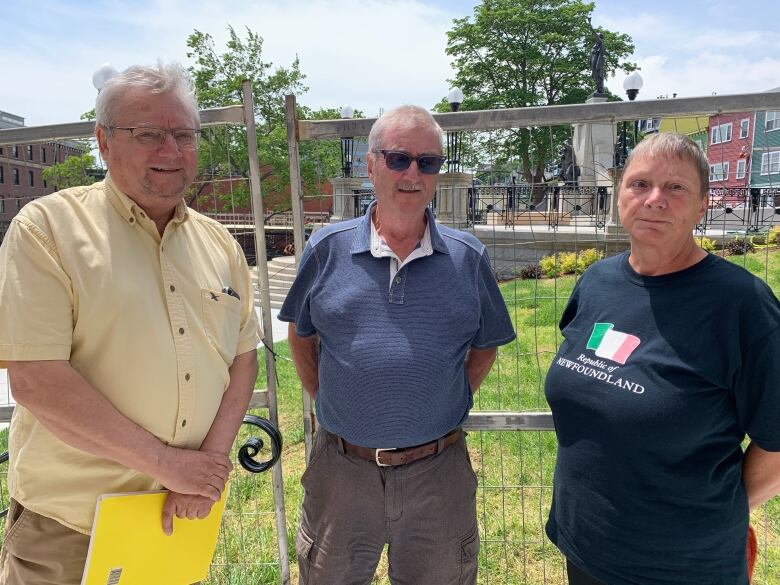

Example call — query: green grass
[1,248,779,584]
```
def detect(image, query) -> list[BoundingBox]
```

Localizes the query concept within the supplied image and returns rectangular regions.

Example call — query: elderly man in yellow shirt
[0,62,261,585]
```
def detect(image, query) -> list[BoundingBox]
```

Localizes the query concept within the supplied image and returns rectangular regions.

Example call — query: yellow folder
[81,486,228,585]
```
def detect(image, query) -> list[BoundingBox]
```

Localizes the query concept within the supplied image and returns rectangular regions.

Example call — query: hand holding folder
[81,485,229,585]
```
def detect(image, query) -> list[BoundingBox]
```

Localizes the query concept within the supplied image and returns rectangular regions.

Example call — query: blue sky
[2,0,779,126]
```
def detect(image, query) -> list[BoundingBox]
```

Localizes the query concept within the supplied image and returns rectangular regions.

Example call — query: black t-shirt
[545,252,780,585]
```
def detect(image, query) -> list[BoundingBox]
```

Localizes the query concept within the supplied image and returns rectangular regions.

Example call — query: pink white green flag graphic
[586,323,641,365]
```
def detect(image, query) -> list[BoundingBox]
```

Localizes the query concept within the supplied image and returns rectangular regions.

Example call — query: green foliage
[695,236,716,252]
[444,0,635,182]
[187,26,342,210]
[767,226,780,246]
[539,253,564,278]
[575,248,603,273]
[539,248,602,277]
[41,153,97,190]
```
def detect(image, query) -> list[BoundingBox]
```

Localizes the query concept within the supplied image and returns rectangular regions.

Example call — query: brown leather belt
[341,429,461,467]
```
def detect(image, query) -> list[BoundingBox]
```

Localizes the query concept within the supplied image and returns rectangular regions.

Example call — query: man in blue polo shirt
[279,105,515,584]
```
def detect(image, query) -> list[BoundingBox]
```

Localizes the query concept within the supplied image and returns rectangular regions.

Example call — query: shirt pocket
[201,288,242,364]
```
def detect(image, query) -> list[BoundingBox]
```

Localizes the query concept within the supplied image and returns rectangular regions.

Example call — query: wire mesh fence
[0,90,779,584]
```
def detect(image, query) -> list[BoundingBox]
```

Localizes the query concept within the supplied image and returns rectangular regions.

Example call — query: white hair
[367,105,443,153]
[95,61,199,128]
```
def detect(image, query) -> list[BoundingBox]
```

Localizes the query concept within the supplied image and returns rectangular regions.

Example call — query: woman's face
[618,153,708,251]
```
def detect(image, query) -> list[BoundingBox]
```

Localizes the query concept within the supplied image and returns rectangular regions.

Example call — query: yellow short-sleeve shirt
[0,176,261,534]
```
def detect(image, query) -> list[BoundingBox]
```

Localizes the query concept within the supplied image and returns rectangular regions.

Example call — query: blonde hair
[623,133,709,197]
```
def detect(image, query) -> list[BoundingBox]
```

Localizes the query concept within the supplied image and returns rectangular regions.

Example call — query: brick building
[0,110,86,243]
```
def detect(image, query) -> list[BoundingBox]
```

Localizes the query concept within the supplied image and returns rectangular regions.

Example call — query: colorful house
[705,112,754,190]
[749,109,780,190]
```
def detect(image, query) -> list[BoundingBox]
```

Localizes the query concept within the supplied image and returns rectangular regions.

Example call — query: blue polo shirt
[279,202,516,448]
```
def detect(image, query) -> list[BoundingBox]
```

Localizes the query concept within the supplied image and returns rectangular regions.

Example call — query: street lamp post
[340,105,355,178]
[446,88,464,173]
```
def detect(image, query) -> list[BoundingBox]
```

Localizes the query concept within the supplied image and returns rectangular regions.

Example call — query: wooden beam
[298,91,780,140]
[0,105,244,146]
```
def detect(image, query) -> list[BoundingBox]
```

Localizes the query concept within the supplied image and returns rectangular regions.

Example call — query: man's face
[96,88,198,212]
[367,124,442,220]
[618,153,708,249]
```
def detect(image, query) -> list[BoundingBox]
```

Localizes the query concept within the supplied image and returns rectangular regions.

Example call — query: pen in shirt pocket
[222,286,240,300]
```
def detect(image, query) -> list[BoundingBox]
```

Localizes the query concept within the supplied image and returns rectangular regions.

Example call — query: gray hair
[367,105,444,153]
[623,133,709,197]
[95,61,199,129]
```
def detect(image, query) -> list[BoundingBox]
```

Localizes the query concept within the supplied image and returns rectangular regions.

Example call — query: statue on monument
[558,141,579,185]
[588,17,606,96]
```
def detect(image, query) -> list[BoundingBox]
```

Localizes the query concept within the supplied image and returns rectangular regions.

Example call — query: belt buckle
[374,447,396,467]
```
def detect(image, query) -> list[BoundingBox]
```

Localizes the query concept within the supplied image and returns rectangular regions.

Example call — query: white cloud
[2,0,780,128]
[1,0,457,125]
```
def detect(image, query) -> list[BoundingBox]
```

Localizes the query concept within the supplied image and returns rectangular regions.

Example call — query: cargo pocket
[296,526,316,585]
[202,289,242,364]
[459,526,479,584]
[2,499,30,548]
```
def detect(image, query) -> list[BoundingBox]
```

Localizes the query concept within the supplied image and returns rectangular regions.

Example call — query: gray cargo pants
[296,428,479,585]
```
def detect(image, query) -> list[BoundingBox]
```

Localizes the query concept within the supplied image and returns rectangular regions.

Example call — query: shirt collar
[104,172,189,227]
[351,199,449,255]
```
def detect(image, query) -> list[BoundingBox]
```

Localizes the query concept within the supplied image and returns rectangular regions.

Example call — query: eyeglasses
[109,126,201,150]
[374,150,446,175]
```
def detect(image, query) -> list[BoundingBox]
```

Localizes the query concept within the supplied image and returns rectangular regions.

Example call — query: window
[740,119,750,139]
[0,166,4,184]
[736,159,747,180]
[761,151,780,175]
[12,168,20,185]
[0,198,4,214]
[28,170,34,187]
[709,162,729,182]
[0,147,3,155]
[26,145,33,160]
[12,146,19,158]
[766,111,779,132]
[15,198,21,212]
[43,179,48,188]
[41,147,47,163]
[711,123,732,145]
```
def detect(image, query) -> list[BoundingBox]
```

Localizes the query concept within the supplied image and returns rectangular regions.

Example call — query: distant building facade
[0,110,85,243]
[705,112,755,189]
[749,110,780,190]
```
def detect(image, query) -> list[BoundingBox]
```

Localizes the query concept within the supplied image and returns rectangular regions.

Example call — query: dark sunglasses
[375,150,446,175]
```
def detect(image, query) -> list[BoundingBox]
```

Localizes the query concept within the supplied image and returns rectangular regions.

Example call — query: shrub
[539,254,563,278]
[558,252,578,275]
[539,249,603,278]
[695,236,716,252]
[575,248,604,273]
[518,264,543,279]
[769,225,780,246]
[725,238,755,256]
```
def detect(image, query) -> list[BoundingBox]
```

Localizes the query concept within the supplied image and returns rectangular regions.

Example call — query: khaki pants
[296,429,479,585]
[0,499,90,585]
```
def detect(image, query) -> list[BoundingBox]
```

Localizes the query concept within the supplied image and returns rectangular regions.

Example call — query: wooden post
[243,80,291,585]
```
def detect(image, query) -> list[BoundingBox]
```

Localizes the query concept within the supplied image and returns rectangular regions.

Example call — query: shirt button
[170,285,176,292]
[179,327,185,335]
[394,277,402,284]
[181,419,187,427]
[129,217,135,224]
[185,373,191,381]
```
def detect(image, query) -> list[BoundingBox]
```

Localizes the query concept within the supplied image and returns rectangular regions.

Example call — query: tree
[186,26,342,212]
[444,0,636,187]
[42,153,97,190]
